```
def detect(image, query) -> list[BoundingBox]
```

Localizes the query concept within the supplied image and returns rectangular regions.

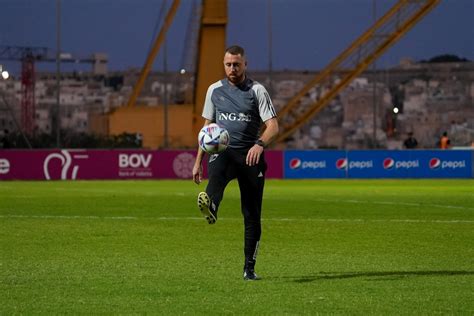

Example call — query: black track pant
[206,147,266,269]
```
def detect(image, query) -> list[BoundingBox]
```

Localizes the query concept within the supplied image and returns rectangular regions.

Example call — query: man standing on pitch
[192,45,279,281]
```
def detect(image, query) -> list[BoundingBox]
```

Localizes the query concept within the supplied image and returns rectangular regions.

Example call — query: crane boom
[276,0,441,143]
[126,0,181,108]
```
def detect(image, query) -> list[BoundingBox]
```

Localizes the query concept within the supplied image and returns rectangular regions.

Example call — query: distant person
[439,131,450,149]
[0,129,10,149]
[403,132,418,149]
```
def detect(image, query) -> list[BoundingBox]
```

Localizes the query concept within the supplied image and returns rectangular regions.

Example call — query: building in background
[0,58,472,149]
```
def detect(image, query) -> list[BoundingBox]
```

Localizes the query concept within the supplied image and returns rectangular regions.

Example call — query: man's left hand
[246,144,264,166]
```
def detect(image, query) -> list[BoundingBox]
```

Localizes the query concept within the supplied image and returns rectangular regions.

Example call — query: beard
[227,73,245,85]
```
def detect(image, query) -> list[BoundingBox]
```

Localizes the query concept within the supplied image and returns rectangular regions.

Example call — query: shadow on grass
[278,271,474,283]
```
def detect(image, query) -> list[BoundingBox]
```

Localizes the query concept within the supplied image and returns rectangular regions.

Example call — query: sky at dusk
[0,0,473,77]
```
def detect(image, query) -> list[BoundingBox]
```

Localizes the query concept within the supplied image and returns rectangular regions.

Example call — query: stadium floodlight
[0,64,8,79]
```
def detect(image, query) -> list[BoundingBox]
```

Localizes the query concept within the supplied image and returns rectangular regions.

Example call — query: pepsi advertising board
[347,150,413,178]
[285,150,473,179]
[405,150,472,178]
[285,150,347,178]
[346,150,472,178]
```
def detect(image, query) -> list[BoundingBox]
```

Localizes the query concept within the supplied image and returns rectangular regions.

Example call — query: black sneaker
[243,268,260,281]
[197,192,217,224]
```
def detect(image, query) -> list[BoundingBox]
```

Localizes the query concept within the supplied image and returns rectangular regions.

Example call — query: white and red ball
[198,123,230,154]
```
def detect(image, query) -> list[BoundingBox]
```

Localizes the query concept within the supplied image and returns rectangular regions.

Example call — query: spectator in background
[0,129,10,149]
[439,131,451,149]
[403,132,418,149]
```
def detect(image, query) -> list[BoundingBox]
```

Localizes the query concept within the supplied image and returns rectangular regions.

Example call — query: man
[192,45,279,281]
[439,131,450,149]
[1,129,10,149]
[403,132,418,149]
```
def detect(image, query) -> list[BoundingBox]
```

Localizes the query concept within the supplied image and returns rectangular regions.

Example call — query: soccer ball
[198,123,230,154]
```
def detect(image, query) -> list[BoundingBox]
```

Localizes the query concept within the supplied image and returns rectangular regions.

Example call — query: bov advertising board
[0,149,284,180]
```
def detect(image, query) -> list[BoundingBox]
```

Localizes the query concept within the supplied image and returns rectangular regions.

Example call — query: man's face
[223,52,246,85]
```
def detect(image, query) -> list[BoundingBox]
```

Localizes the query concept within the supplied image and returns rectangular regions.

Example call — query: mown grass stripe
[1,214,473,223]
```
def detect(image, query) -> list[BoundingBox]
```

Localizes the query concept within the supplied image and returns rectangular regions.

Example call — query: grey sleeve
[202,81,223,121]
[253,83,277,122]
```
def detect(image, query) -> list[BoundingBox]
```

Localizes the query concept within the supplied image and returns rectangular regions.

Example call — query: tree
[420,54,470,63]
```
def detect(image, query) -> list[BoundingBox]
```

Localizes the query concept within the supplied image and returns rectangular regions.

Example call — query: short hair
[225,45,245,57]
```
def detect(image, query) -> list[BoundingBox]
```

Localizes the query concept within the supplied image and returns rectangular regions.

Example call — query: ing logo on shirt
[218,112,252,122]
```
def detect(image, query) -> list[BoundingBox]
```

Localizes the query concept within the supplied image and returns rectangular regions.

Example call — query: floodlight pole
[163,39,169,148]
[372,0,377,148]
[267,0,273,96]
[55,0,61,148]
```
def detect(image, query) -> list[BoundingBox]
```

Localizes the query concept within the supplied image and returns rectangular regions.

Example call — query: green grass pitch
[1,179,473,314]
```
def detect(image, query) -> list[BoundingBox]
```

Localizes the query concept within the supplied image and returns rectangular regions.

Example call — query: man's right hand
[192,163,203,184]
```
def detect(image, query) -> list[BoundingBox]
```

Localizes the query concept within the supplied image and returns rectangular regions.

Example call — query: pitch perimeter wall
[0,149,472,180]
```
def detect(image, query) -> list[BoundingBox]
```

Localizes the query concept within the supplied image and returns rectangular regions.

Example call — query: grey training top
[202,77,277,149]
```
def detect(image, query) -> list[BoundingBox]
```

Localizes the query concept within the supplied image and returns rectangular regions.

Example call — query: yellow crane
[107,0,226,149]
[106,0,440,149]
[276,0,441,143]
[126,0,181,109]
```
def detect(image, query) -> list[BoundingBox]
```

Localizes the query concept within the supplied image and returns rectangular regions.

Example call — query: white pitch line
[309,198,474,211]
[264,218,474,224]
[0,215,206,221]
[0,215,473,224]
[0,215,139,220]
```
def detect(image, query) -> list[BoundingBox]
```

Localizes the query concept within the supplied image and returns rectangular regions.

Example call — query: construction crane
[108,0,439,149]
[0,45,106,136]
[108,0,226,149]
[276,0,441,143]
[0,46,48,135]
[126,0,181,109]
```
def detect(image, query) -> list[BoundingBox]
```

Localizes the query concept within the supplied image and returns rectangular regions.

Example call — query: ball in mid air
[198,123,230,154]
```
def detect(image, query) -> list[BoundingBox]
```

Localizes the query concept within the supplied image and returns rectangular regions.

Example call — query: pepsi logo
[429,158,441,169]
[428,158,464,169]
[289,158,302,169]
[336,158,347,170]
[383,158,395,169]
[349,160,373,169]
